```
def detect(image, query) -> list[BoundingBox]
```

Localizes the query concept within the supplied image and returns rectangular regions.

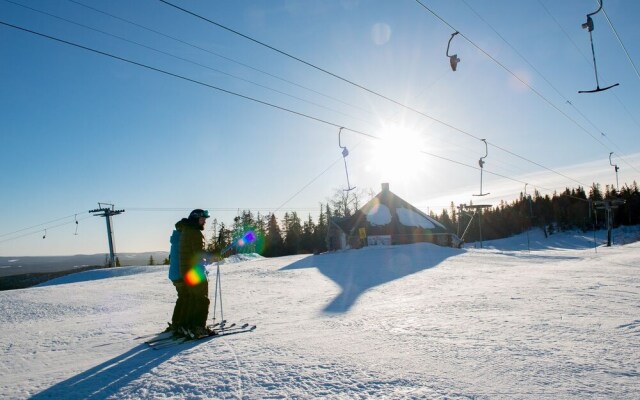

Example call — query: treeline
[205,189,370,258]
[204,183,640,257]
[205,208,329,258]
[433,182,640,243]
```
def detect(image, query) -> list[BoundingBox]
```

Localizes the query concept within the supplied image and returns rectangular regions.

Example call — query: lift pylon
[89,203,125,267]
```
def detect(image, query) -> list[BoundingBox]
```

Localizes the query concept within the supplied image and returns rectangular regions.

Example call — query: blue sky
[1,0,639,256]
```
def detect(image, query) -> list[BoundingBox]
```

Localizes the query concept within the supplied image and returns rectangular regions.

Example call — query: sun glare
[368,124,428,183]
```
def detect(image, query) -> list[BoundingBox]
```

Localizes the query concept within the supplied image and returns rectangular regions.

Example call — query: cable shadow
[281,243,461,314]
[30,343,177,399]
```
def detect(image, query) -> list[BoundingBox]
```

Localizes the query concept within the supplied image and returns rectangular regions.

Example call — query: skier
[168,209,212,337]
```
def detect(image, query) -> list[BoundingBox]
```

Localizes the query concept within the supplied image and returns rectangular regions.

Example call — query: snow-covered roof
[354,183,447,233]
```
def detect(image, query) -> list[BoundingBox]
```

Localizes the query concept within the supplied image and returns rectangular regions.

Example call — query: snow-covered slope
[1,230,639,399]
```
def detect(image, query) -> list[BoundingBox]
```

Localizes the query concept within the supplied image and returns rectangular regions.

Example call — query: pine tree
[148,255,155,266]
[264,214,285,257]
[230,211,258,253]
[313,203,328,254]
[206,218,219,253]
[283,212,303,255]
[589,183,603,201]
[301,214,315,253]
[214,222,232,255]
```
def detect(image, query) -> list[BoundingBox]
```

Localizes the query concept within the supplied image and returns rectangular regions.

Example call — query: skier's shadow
[281,244,460,313]
[30,343,180,399]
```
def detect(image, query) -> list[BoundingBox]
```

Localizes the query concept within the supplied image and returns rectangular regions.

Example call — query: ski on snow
[146,322,256,350]
[144,320,227,346]
[150,324,256,350]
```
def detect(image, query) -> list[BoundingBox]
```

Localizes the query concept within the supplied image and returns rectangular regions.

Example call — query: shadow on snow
[30,343,181,399]
[281,243,461,314]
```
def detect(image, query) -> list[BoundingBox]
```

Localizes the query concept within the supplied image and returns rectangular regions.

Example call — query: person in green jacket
[172,209,212,337]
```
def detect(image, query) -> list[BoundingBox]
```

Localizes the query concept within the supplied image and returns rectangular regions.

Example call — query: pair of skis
[145,321,256,350]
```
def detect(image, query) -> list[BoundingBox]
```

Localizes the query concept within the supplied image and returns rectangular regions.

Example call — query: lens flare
[185,266,206,286]
[233,227,265,254]
[238,230,257,247]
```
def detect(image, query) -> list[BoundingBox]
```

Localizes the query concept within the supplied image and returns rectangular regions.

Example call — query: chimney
[381,183,389,192]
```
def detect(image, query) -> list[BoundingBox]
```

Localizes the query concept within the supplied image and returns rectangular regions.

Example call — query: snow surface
[1,229,639,399]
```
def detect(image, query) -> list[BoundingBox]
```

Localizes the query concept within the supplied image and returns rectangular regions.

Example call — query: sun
[367,123,429,183]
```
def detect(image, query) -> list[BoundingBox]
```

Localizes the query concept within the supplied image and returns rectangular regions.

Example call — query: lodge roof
[332,183,449,235]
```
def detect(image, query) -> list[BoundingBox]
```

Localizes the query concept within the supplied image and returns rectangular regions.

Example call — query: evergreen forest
[206,182,640,258]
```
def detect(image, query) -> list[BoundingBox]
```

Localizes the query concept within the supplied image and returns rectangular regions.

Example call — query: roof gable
[330,184,448,236]
[361,187,446,231]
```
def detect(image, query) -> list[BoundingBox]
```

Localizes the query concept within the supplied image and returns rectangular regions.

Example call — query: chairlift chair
[338,127,356,192]
[579,0,619,93]
[446,31,461,71]
[473,139,490,197]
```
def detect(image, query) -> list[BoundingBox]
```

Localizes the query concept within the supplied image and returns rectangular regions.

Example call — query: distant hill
[0,252,168,290]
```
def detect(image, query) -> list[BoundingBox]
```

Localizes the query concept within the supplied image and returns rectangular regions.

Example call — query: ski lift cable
[538,1,640,172]
[461,0,568,102]
[6,0,377,130]
[155,0,591,176]
[272,152,348,214]
[154,0,615,176]
[462,0,612,152]
[65,0,378,120]
[0,211,89,238]
[540,0,637,101]
[150,1,598,187]
[600,6,640,82]
[413,0,620,147]
[0,21,485,180]
[0,215,93,245]
[2,19,588,196]
[537,0,590,63]
[0,22,592,209]
[430,2,638,177]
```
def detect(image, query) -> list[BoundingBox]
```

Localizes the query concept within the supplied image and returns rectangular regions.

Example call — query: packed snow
[1,228,639,399]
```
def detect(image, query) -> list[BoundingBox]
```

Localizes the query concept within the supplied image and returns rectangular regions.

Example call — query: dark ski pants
[171,280,188,327]
[172,279,210,329]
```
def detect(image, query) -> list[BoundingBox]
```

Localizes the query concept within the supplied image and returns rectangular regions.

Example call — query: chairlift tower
[593,199,625,246]
[89,203,125,267]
